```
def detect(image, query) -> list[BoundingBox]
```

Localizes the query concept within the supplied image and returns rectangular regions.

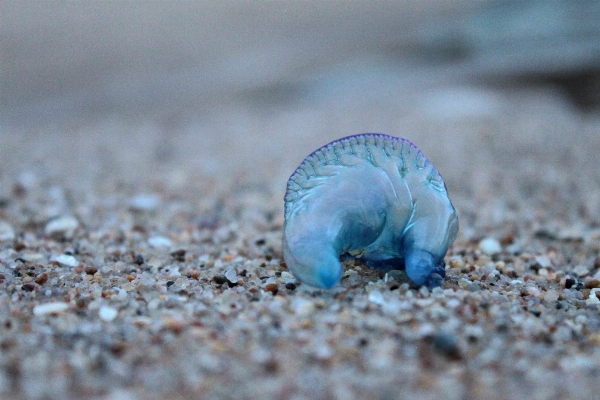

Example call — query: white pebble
[313,344,333,360]
[535,256,552,269]
[21,253,45,262]
[147,299,160,311]
[290,298,315,316]
[446,298,461,308]
[557,226,585,241]
[586,289,600,306]
[0,221,15,242]
[148,236,172,248]
[280,271,294,280]
[53,254,79,267]
[33,302,69,316]
[543,289,559,303]
[224,269,238,283]
[479,238,501,255]
[130,194,160,211]
[112,288,127,301]
[573,265,590,277]
[368,290,385,305]
[45,216,79,238]
[99,306,118,322]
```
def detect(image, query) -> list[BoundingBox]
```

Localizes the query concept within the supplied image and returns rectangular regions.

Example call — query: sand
[2,83,600,399]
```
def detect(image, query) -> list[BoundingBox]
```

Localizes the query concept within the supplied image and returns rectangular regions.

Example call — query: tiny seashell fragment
[53,254,79,267]
[33,302,69,316]
[478,238,502,255]
[148,236,173,248]
[21,253,45,263]
[368,290,385,305]
[283,133,458,289]
[130,194,160,211]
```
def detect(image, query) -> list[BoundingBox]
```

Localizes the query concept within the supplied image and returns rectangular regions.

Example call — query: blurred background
[2,0,600,225]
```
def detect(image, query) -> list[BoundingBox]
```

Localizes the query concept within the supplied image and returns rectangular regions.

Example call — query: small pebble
[557,226,585,241]
[85,266,98,275]
[466,282,481,292]
[281,271,294,279]
[431,331,461,359]
[33,302,69,316]
[285,282,296,290]
[225,270,238,284]
[53,254,79,267]
[189,270,200,279]
[134,254,145,265]
[565,277,576,289]
[586,289,600,306]
[170,249,187,261]
[534,256,552,269]
[313,344,333,361]
[584,278,600,289]
[291,298,315,315]
[264,283,278,292]
[34,273,49,285]
[479,238,502,255]
[368,290,385,305]
[130,194,160,211]
[45,216,79,239]
[543,289,559,302]
[21,253,44,262]
[573,265,590,277]
[213,275,227,285]
[99,306,119,322]
[163,317,185,334]
[148,236,173,248]
[22,283,35,292]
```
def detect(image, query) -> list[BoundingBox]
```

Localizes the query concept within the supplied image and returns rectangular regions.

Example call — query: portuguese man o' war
[283,133,458,289]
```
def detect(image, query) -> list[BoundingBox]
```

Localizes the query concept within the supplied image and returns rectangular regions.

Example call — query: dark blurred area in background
[2,0,600,127]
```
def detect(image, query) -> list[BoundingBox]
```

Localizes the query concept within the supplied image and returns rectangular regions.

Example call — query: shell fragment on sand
[33,302,69,316]
[53,254,79,267]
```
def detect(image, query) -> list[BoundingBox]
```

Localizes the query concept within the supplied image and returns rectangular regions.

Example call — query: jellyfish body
[283,133,458,289]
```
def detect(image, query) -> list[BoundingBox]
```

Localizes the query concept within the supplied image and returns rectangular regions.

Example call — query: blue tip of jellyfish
[423,262,446,289]
[318,269,341,289]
